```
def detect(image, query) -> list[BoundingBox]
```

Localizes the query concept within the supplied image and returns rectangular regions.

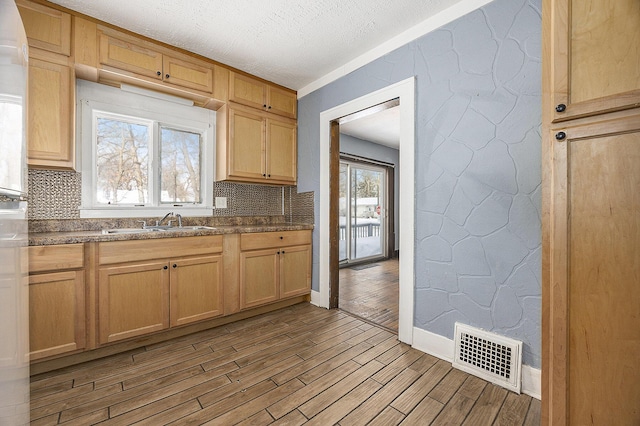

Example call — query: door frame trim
[316,77,415,344]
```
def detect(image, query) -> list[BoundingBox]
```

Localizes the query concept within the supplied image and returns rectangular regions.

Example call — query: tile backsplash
[27,169,313,224]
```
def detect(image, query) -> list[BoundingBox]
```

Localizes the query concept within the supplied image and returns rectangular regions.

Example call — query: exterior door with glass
[339,160,386,264]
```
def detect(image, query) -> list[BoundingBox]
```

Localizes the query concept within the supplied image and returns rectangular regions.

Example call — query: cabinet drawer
[29,244,84,273]
[99,235,223,265]
[240,230,311,251]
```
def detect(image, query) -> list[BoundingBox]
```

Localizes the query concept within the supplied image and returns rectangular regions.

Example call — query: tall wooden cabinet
[542,0,640,424]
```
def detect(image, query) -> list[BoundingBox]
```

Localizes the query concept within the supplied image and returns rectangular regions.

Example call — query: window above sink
[76,80,215,219]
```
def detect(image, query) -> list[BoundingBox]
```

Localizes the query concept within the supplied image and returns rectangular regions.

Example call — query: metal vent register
[452,323,523,393]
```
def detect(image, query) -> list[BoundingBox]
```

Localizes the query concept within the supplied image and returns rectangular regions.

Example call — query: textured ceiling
[48,0,464,91]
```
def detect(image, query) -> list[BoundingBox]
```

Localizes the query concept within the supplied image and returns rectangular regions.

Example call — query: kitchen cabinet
[98,30,214,94]
[27,55,75,169]
[17,0,75,169]
[216,103,297,185]
[170,255,223,327]
[16,0,71,56]
[28,244,85,361]
[543,0,640,424]
[239,231,311,309]
[97,236,223,344]
[229,72,297,119]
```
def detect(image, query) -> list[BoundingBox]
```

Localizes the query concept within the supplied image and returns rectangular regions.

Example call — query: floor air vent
[452,323,523,393]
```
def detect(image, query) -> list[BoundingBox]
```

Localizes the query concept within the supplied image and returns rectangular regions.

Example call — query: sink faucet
[158,212,174,227]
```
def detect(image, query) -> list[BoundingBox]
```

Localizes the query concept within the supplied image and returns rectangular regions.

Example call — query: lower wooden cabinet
[170,255,223,327]
[28,244,85,361]
[240,231,311,310]
[98,261,169,344]
[97,236,224,344]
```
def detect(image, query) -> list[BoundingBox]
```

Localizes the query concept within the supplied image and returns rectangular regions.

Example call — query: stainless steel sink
[165,226,217,231]
[101,228,161,234]
[101,226,216,234]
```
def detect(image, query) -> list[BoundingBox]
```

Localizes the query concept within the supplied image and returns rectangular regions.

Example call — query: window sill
[79,207,214,219]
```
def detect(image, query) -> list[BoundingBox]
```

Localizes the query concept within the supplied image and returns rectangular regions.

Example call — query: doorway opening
[317,77,415,344]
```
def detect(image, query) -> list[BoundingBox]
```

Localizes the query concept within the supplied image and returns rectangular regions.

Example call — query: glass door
[339,160,386,264]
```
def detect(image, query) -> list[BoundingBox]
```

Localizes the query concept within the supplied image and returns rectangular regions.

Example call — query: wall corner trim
[412,327,541,400]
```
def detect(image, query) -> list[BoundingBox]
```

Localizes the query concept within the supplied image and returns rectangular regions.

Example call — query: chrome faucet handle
[166,220,174,227]
[137,220,147,229]
[175,214,182,227]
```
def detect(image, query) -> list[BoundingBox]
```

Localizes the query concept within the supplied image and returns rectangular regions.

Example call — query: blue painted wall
[298,0,542,368]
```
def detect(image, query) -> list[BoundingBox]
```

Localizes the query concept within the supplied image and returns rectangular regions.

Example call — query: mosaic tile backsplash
[27,169,313,224]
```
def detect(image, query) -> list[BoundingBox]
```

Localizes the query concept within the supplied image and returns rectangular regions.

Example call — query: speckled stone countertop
[28,216,313,246]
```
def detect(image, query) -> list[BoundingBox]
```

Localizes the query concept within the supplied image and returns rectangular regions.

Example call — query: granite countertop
[28,218,313,246]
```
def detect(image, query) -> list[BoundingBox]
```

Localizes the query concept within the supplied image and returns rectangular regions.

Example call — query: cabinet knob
[163,265,168,270]
[165,74,170,79]
[268,105,272,110]
[173,263,177,268]
[555,103,567,112]
[277,251,280,255]
[280,236,283,240]
[263,104,267,108]
[282,250,285,254]
[156,71,161,76]
[555,131,567,141]
[267,174,271,178]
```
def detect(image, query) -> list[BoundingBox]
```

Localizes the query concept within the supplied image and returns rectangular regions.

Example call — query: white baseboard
[412,327,541,400]
[310,290,324,308]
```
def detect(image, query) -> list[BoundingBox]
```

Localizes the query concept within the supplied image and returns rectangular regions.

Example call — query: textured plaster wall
[297,0,542,367]
[340,134,400,250]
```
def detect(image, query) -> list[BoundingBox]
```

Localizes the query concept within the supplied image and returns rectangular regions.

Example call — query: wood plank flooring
[30,303,540,425]
[339,259,399,332]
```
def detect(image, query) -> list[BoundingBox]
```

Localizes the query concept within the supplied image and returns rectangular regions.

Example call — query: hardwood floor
[30,303,540,425]
[339,259,399,332]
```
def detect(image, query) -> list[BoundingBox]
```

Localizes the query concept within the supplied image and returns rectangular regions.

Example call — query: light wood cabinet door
[240,248,279,309]
[170,255,223,327]
[99,32,163,81]
[16,0,70,56]
[549,0,640,121]
[228,106,266,180]
[268,86,297,119]
[229,72,268,111]
[266,118,297,183]
[162,55,213,93]
[229,72,297,118]
[280,245,311,299]
[547,112,640,426]
[27,57,74,169]
[29,271,85,360]
[98,261,169,344]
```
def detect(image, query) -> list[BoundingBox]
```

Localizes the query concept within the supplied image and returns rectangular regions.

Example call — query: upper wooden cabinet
[27,55,75,169]
[549,0,640,121]
[229,72,297,119]
[216,103,297,185]
[17,0,75,170]
[98,30,214,94]
[16,0,71,56]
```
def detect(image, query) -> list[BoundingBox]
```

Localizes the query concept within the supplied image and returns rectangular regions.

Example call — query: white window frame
[77,80,215,218]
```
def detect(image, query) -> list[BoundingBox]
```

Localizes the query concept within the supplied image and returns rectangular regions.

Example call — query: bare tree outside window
[96,117,149,204]
[160,127,201,204]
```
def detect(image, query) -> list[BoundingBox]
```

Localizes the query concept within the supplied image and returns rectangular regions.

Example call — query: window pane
[160,127,201,203]
[96,117,149,205]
